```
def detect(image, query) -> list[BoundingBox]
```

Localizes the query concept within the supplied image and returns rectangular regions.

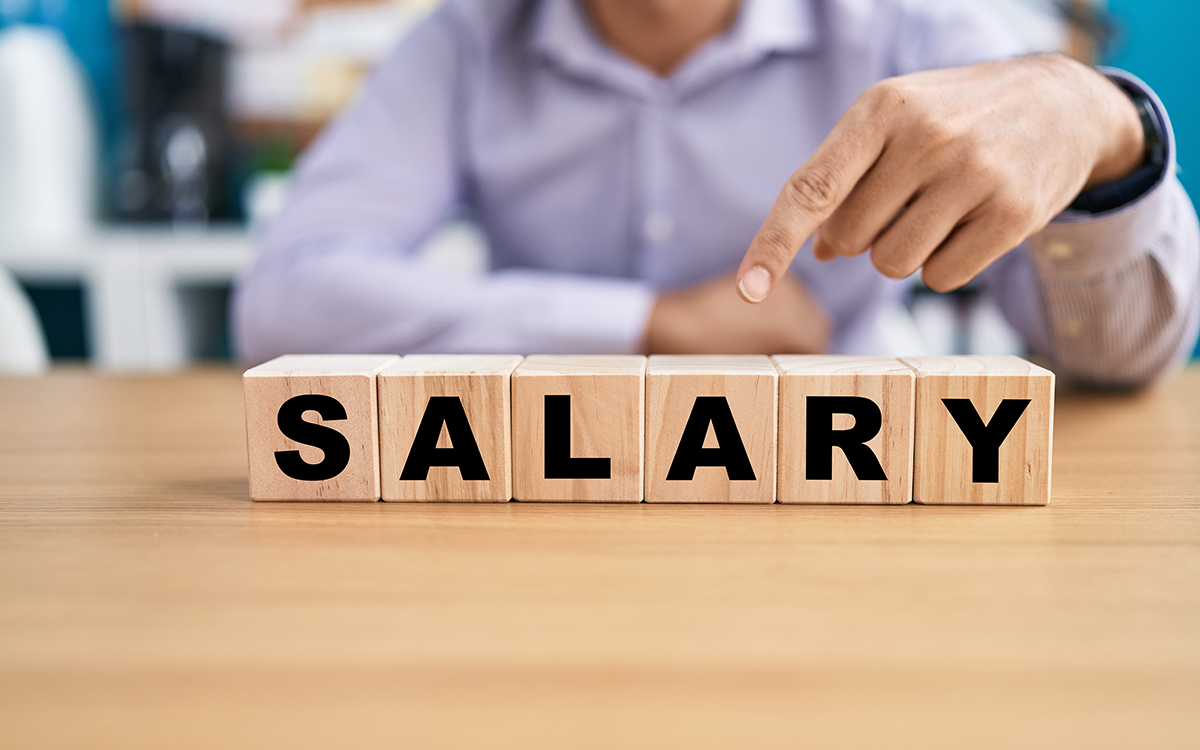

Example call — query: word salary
[243,354,1054,505]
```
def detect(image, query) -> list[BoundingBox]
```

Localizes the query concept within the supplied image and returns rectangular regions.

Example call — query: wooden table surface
[2,368,1198,749]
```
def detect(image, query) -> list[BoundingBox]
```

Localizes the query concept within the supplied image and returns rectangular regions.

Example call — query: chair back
[0,264,49,374]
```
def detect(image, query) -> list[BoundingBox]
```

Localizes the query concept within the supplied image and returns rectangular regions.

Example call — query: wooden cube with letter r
[243,354,399,501]
[645,355,777,503]
[902,355,1054,506]
[774,355,914,504]
[378,354,522,502]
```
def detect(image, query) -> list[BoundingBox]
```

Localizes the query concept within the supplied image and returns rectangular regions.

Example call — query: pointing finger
[737,103,889,302]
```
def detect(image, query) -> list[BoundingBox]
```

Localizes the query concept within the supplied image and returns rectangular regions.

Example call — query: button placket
[634,89,677,281]
[642,211,676,244]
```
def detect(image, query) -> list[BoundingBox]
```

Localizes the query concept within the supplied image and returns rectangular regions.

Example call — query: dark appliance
[115,23,232,223]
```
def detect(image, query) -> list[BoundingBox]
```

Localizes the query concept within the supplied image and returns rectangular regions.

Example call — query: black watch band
[1068,80,1169,213]
[1128,88,1167,168]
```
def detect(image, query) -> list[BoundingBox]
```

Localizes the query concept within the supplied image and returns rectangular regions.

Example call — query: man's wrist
[641,290,691,354]
[1069,70,1172,215]
[1084,66,1147,189]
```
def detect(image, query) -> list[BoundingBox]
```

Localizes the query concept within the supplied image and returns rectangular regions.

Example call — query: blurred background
[0,0,1196,373]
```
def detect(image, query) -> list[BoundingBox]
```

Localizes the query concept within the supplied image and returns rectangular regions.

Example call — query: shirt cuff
[1029,68,1177,282]
[499,269,658,354]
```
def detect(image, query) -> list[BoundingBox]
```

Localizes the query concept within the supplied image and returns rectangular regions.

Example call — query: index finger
[736,107,888,303]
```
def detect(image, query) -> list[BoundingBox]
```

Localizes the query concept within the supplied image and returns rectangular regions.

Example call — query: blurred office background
[0,0,1196,373]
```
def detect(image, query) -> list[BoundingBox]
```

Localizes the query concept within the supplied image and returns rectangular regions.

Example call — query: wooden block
[774,355,915,505]
[902,355,1054,506]
[645,355,777,504]
[511,355,646,502]
[243,354,398,501]
[378,354,522,502]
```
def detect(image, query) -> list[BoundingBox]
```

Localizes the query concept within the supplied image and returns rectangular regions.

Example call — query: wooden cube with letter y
[645,355,777,503]
[243,354,399,501]
[511,355,646,502]
[774,355,915,504]
[378,354,523,502]
[902,355,1055,506]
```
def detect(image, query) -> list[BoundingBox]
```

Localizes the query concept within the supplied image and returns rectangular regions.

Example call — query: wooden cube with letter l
[510,355,646,502]
[902,355,1055,506]
[243,354,399,501]
[378,354,522,502]
[645,355,777,503]
[774,355,915,504]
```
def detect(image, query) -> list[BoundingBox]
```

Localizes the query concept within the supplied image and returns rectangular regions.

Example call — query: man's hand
[736,55,1146,300]
[643,271,831,354]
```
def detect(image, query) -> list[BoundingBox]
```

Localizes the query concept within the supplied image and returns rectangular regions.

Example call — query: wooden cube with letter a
[511,355,646,502]
[774,355,915,504]
[243,354,399,501]
[645,355,777,503]
[902,355,1054,506]
[378,355,522,502]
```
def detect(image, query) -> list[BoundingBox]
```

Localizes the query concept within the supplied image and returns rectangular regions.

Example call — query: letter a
[400,396,490,481]
[666,396,756,481]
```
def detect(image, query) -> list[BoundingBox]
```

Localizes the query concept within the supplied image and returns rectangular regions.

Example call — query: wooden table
[2,368,1198,749]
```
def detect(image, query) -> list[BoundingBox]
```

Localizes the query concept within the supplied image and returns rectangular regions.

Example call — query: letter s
[274,394,352,481]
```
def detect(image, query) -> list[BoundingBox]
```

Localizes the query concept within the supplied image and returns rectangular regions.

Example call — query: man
[233,0,1200,387]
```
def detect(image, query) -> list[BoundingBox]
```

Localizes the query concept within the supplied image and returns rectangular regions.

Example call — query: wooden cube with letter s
[243,354,398,501]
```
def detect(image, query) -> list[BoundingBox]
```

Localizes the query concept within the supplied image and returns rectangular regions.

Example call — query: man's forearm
[232,243,656,365]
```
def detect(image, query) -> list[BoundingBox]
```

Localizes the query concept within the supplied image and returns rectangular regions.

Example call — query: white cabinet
[3,227,252,370]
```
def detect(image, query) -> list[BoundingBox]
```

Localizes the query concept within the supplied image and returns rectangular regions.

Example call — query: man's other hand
[643,271,831,354]
[736,54,1146,301]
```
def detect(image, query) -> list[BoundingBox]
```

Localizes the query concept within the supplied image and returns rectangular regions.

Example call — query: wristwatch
[1069,80,1168,213]
[1127,87,1167,169]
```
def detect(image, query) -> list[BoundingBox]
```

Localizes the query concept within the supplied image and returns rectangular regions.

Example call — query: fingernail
[739,267,772,303]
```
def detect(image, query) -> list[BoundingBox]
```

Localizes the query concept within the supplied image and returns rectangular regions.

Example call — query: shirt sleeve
[979,72,1200,387]
[231,7,655,365]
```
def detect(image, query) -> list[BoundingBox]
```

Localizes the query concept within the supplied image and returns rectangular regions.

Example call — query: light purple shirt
[234,0,1200,386]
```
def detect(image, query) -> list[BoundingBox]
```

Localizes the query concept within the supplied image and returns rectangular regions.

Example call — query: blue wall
[1104,0,1200,357]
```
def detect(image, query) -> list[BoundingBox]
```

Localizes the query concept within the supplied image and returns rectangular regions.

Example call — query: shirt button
[1045,241,1073,259]
[1060,318,1083,337]
[643,212,676,244]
